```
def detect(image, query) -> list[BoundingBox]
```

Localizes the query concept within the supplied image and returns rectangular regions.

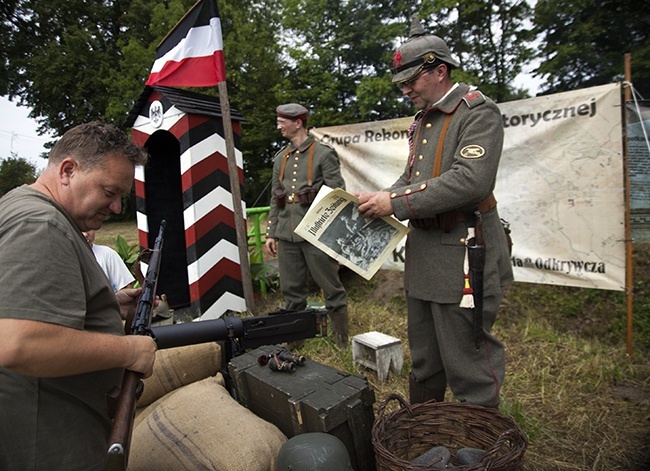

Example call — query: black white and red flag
[146,0,226,87]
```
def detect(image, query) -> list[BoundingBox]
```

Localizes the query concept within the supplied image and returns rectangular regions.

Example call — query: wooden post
[623,53,634,358]
[218,81,255,313]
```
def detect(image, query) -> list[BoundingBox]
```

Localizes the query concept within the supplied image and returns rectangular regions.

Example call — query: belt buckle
[287,194,295,204]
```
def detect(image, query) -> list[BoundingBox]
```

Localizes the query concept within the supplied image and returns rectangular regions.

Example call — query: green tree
[0,155,37,197]
[2,1,130,135]
[218,0,286,204]
[415,0,536,102]
[1,0,288,205]
[278,0,413,126]
[0,0,543,207]
[533,0,650,96]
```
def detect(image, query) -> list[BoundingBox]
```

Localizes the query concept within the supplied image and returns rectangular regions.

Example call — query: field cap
[276,103,309,121]
[391,15,461,84]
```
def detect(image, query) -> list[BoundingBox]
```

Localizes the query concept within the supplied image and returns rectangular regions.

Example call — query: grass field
[97,220,650,470]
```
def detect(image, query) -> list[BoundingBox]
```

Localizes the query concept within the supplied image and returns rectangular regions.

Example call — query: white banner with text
[311,83,625,291]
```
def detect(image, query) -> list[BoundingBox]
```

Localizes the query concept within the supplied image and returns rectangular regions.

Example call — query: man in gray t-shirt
[0,122,157,470]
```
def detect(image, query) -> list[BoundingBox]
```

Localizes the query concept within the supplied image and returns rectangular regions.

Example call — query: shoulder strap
[432,113,455,178]
[306,141,315,186]
[279,141,316,187]
[462,90,486,108]
[278,148,291,188]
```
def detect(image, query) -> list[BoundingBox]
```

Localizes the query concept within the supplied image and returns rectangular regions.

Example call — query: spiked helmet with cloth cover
[391,15,461,84]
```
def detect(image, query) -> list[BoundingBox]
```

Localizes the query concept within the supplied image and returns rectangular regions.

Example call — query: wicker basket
[372,394,527,471]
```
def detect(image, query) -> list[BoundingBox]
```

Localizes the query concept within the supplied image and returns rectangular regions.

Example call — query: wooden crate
[228,345,376,471]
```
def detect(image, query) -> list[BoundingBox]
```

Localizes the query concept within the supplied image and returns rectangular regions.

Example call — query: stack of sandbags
[129,343,287,471]
[137,342,223,409]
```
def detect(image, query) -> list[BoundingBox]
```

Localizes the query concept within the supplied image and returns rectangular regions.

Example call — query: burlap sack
[129,375,287,471]
[133,373,227,430]
[137,342,222,408]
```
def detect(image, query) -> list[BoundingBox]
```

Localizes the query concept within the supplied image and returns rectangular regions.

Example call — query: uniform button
[415,171,420,176]
[460,238,466,243]
[420,183,426,190]
[292,171,297,175]
[294,156,299,160]
[390,192,397,198]
[426,123,432,128]
[293,163,298,167]
[291,185,296,189]
[422,139,427,144]
[292,178,296,182]
[418,155,423,160]
[405,189,411,194]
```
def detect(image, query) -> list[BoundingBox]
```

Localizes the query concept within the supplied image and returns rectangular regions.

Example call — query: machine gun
[106,219,327,470]
[106,220,166,471]
[150,307,327,365]
[106,308,326,471]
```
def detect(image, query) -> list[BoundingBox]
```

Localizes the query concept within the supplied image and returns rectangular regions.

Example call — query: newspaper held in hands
[295,186,409,280]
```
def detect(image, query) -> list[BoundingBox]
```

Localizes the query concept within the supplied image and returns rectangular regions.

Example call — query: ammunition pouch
[296,187,318,207]
[274,188,287,209]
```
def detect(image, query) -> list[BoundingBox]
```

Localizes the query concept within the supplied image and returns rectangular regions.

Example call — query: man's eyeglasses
[398,68,430,90]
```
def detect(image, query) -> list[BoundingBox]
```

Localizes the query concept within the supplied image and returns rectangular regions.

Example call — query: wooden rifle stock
[106,371,142,470]
[106,220,166,471]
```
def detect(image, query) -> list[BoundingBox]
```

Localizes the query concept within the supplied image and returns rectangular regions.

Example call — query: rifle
[106,220,166,471]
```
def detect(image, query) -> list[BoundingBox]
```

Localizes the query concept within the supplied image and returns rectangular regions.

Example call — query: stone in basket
[371,393,527,470]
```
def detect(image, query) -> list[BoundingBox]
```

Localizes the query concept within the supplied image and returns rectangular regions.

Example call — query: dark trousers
[277,240,347,314]
[407,294,505,408]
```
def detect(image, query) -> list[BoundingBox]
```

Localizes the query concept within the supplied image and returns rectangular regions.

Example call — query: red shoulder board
[462,90,486,108]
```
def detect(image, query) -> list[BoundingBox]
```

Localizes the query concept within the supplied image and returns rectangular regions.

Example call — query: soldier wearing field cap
[266,103,349,350]
[357,16,513,408]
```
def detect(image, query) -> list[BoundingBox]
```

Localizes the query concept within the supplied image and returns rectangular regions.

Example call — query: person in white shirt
[83,229,135,291]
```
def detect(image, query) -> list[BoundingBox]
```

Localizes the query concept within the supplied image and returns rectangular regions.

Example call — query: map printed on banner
[497,83,625,291]
[311,83,626,291]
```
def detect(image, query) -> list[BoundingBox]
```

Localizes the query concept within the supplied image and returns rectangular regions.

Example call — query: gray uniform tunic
[266,135,347,315]
[389,83,513,407]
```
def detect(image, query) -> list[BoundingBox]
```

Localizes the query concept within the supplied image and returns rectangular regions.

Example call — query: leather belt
[411,193,497,232]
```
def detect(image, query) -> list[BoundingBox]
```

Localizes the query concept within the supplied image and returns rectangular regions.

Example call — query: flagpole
[157,0,203,48]
[623,54,634,358]
[218,81,255,313]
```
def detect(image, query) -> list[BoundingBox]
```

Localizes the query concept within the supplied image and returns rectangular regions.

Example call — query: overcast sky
[0,96,52,172]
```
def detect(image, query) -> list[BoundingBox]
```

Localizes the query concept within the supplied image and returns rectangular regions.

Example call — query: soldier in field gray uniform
[358,17,513,408]
[266,103,349,350]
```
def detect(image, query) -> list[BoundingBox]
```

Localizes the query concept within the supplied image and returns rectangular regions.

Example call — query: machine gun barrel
[150,308,326,353]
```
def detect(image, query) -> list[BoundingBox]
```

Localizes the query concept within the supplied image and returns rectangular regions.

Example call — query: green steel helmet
[276,433,354,471]
[391,15,461,84]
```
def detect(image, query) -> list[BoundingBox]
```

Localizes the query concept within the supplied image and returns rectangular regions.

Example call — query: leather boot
[330,310,349,350]
[409,373,446,404]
